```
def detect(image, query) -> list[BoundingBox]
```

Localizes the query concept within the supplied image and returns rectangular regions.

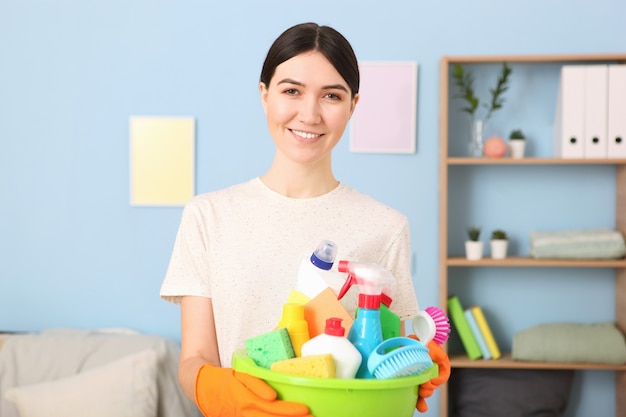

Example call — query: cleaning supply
[380,304,401,340]
[367,337,433,379]
[194,363,312,417]
[232,348,438,417]
[303,287,353,338]
[354,274,402,340]
[301,317,362,379]
[425,306,451,345]
[337,260,396,378]
[244,327,295,369]
[295,240,338,299]
[379,286,401,340]
[270,354,336,378]
[277,303,310,357]
[286,289,311,306]
[357,278,401,341]
[412,306,451,345]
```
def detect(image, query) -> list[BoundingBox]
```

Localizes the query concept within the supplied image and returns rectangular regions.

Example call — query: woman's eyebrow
[277,78,349,93]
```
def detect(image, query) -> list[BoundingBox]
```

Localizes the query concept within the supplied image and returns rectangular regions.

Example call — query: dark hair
[260,22,359,97]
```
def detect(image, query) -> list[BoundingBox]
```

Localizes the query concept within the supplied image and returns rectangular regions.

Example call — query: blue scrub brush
[367,337,433,379]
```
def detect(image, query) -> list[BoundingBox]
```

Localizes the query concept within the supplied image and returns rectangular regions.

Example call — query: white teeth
[292,130,321,140]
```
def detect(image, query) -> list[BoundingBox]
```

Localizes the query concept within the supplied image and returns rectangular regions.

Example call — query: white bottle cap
[310,240,337,270]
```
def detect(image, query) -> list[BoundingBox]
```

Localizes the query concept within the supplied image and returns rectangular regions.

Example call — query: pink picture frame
[349,61,418,153]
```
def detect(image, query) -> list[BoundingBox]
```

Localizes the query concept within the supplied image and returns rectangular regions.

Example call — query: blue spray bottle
[337,260,396,379]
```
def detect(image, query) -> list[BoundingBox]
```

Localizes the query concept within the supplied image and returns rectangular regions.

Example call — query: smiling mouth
[290,129,323,140]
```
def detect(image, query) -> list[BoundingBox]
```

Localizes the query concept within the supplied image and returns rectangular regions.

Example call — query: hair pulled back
[260,22,359,97]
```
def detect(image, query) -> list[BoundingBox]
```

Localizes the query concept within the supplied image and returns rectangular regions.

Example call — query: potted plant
[465,226,483,260]
[490,229,508,259]
[452,63,512,158]
[509,129,526,159]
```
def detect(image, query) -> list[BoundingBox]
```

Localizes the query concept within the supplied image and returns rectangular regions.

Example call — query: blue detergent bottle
[337,260,396,379]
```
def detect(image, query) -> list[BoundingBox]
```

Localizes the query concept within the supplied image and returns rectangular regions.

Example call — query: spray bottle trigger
[337,274,356,300]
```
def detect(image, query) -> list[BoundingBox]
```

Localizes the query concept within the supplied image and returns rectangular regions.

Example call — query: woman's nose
[298,97,322,125]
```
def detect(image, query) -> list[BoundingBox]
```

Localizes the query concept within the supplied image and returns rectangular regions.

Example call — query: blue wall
[1,1,624,416]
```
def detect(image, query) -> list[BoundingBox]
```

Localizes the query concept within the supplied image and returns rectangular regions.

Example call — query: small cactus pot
[509,140,525,158]
[490,239,508,259]
[465,241,484,260]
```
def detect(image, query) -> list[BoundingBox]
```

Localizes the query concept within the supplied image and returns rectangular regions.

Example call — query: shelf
[447,157,626,165]
[439,52,626,417]
[442,53,626,64]
[450,353,626,371]
[447,256,626,268]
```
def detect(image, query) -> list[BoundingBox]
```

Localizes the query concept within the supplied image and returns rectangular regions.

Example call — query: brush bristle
[425,306,446,320]
[372,348,433,379]
[425,306,451,345]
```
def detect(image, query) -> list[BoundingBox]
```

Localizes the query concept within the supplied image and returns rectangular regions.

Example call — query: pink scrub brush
[412,306,451,345]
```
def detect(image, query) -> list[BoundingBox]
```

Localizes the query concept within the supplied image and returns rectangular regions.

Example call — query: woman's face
[260,51,359,166]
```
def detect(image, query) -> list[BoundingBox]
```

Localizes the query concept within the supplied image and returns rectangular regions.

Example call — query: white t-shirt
[160,177,419,367]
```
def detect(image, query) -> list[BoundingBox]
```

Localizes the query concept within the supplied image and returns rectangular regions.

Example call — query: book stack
[447,295,501,360]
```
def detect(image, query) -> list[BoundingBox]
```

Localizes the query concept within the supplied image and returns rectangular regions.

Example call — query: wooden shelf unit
[438,53,626,417]
[448,157,626,165]
[447,256,626,268]
[450,353,626,371]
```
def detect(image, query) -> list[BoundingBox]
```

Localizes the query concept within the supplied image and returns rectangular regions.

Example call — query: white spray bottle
[337,260,396,378]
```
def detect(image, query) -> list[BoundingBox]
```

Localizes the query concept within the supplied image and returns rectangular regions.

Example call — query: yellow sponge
[245,328,295,369]
[270,354,336,378]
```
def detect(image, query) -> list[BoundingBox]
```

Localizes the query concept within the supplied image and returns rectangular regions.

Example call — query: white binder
[554,65,585,158]
[608,64,626,159]
[583,65,608,158]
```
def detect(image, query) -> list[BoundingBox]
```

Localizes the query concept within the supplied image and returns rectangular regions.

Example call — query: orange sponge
[304,287,353,338]
[270,354,336,378]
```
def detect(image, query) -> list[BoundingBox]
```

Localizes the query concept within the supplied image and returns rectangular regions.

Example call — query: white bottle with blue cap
[295,240,339,299]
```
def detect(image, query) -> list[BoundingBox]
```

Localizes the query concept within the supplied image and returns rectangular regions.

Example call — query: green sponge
[245,328,295,369]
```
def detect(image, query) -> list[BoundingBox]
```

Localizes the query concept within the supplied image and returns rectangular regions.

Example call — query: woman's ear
[259,82,269,115]
[349,93,360,117]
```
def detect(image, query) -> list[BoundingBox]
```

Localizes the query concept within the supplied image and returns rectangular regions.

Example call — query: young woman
[160,22,447,417]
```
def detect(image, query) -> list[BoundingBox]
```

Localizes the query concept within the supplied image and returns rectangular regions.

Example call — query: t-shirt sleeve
[379,217,419,321]
[160,199,212,304]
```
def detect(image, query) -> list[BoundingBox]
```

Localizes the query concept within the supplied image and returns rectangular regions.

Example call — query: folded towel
[512,322,626,364]
[529,228,626,259]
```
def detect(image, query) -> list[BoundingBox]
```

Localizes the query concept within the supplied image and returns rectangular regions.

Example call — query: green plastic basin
[232,349,437,417]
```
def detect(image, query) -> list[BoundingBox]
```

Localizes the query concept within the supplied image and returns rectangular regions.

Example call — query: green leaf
[484,62,512,121]
[452,64,479,116]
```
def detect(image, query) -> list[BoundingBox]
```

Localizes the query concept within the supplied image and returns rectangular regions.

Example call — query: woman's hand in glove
[195,363,313,417]
[407,335,451,413]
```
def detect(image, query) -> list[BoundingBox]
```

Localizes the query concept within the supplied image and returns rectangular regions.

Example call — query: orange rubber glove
[195,363,313,417]
[408,335,451,413]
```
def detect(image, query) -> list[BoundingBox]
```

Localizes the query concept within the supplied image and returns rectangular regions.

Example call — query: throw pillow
[4,349,158,417]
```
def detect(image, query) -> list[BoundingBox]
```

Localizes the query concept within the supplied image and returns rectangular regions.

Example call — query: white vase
[509,140,525,158]
[490,239,508,259]
[465,241,483,260]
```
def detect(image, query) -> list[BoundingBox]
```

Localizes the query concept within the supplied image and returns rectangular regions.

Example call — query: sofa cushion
[4,349,158,417]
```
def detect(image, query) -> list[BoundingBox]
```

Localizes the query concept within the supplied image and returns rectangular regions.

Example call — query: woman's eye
[324,93,341,100]
[284,88,299,95]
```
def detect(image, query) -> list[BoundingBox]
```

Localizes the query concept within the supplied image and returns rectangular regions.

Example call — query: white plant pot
[465,241,483,260]
[509,140,525,159]
[490,239,508,259]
